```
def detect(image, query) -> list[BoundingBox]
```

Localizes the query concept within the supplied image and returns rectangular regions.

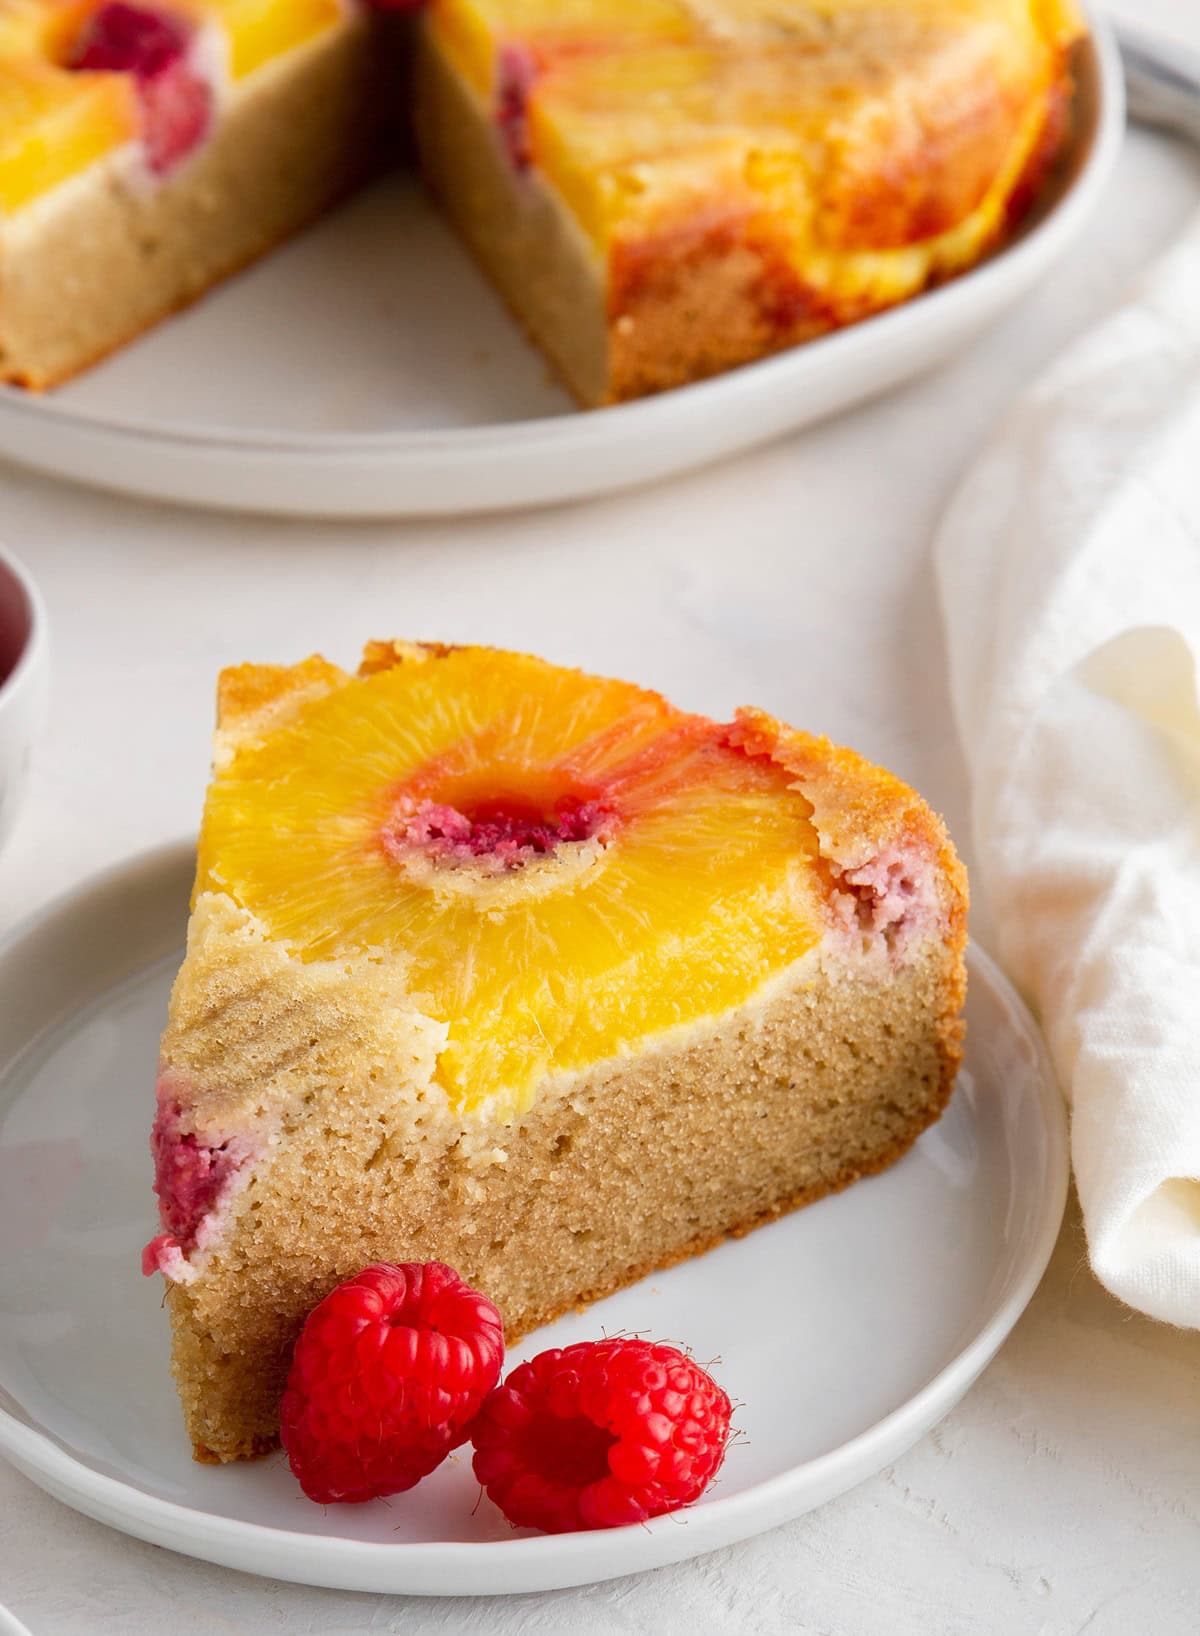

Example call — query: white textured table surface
[3,43,1200,1636]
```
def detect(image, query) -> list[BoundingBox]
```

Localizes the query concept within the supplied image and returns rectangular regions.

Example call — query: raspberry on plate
[280,1261,504,1505]
[470,1338,733,1533]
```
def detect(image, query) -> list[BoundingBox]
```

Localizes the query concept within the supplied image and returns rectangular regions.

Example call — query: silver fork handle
[1116,21,1200,144]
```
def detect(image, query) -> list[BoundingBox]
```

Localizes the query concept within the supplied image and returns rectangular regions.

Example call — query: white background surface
[1,7,1199,1629]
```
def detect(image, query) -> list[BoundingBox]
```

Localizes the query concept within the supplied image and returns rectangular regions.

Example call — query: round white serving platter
[0,16,1121,518]
[0,842,1068,1597]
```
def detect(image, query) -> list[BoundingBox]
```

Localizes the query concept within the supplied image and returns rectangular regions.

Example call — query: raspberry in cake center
[382,791,613,874]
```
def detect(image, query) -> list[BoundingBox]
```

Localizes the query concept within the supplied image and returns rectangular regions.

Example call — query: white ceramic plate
[0,16,1121,518]
[0,842,1067,1596]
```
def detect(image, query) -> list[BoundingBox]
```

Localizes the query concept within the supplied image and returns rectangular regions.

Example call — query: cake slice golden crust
[147,643,967,1462]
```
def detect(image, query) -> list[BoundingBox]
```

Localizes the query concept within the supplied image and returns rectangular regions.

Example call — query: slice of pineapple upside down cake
[145,642,967,1462]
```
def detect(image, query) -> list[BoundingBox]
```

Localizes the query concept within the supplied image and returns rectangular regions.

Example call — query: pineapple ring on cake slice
[198,645,831,1120]
[149,643,966,1463]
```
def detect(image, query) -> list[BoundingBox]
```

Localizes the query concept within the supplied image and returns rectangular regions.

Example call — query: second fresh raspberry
[469,1337,733,1532]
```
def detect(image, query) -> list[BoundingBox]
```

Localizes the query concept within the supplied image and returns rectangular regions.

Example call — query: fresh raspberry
[280,1262,504,1505]
[69,4,212,175]
[470,1338,732,1532]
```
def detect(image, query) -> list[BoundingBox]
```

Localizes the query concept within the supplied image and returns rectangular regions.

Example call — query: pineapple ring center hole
[380,789,617,883]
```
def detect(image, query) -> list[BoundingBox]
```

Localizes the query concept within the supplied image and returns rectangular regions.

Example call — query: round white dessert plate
[0,842,1068,1597]
[0,17,1120,518]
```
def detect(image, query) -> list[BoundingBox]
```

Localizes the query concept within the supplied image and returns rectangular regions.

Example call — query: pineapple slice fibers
[203,0,346,82]
[198,648,823,1122]
[0,52,136,213]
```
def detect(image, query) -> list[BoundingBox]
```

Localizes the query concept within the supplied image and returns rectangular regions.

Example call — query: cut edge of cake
[0,7,383,389]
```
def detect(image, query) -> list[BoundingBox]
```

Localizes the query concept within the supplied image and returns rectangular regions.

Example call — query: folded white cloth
[935,212,1200,1328]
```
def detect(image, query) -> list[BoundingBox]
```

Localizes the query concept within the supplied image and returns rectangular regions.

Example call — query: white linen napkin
[935,212,1200,1328]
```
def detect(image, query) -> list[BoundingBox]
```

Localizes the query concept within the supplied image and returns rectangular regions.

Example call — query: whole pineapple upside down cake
[144,643,968,1464]
[0,0,1084,401]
